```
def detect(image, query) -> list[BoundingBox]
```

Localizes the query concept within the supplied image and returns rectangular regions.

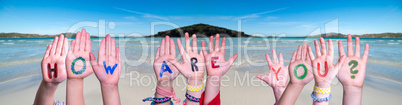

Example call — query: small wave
[388,43,399,45]
[2,43,14,44]
[0,74,41,85]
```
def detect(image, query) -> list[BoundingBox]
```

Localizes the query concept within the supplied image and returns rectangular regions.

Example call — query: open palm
[153,36,180,83]
[66,29,93,79]
[256,50,288,87]
[201,34,238,77]
[41,34,68,84]
[89,35,122,85]
[168,33,204,81]
[288,43,314,85]
[337,35,369,88]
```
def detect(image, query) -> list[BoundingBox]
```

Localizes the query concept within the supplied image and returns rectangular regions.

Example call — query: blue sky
[0,0,401,37]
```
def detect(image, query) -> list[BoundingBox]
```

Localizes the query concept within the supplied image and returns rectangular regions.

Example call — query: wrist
[187,78,204,86]
[343,85,363,94]
[315,82,331,88]
[41,80,58,90]
[101,83,118,90]
[206,76,221,87]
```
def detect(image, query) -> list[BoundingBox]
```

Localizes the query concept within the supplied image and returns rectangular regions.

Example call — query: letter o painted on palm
[294,64,307,79]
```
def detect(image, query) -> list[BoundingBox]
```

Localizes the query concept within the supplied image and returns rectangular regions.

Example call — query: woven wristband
[187,80,206,92]
[185,92,201,102]
[314,86,331,94]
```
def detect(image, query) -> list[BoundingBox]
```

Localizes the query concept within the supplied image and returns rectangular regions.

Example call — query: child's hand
[89,35,121,86]
[308,38,345,87]
[153,36,180,85]
[201,34,238,77]
[256,50,288,88]
[168,33,204,82]
[41,34,68,84]
[288,43,314,86]
[337,35,369,88]
[66,29,93,79]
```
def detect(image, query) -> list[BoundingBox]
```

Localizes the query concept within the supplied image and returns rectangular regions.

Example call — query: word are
[317,61,329,77]
[103,61,118,75]
[160,61,173,77]
[348,60,359,79]
[47,63,58,79]
[211,57,220,68]
[191,58,198,72]
[71,57,86,75]
[272,67,281,81]
[294,64,308,79]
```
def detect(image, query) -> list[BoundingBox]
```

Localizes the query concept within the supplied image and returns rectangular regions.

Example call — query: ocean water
[0,37,401,84]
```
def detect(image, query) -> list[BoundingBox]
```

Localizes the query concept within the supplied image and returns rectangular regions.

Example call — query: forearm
[277,83,304,105]
[66,79,85,105]
[272,87,285,103]
[342,86,363,105]
[186,78,204,105]
[100,84,121,105]
[33,80,58,105]
[203,76,221,104]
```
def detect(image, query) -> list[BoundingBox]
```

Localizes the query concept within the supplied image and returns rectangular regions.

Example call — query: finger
[362,44,369,62]
[111,38,116,58]
[165,35,170,55]
[185,32,191,53]
[79,29,86,51]
[89,52,98,66]
[214,34,220,52]
[328,39,334,56]
[223,54,238,73]
[99,38,106,64]
[170,38,176,56]
[320,37,327,55]
[338,40,346,57]
[201,41,208,56]
[62,38,68,57]
[69,40,76,53]
[192,34,198,53]
[85,32,91,52]
[168,59,182,72]
[220,37,226,54]
[314,40,321,57]
[355,37,361,58]
[50,36,58,55]
[106,34,111,63]
[74,31,81,52]
[272,50,278,64]
[291,51,296,62]
[208,36,213,53]
[56,34,64,56]
[296,45,302,60]
[177,39,188,61]
[155,47,160,60]
[307,46,315,60]
[116,47,121,75]
[256,74,268,81]
[279,53,284,65]
[302,43,308,60]
[160,39,165,56]
[347,34,353,56]
[265,54,273,66]
[44,44,52,59]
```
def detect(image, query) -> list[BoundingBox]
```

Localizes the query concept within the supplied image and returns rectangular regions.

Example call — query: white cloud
[235,7,288,20]
[265,16,278,21]
[124,16,137,21]
[115,7,168,21]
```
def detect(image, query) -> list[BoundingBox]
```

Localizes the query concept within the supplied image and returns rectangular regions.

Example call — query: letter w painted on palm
[103,61,118,75]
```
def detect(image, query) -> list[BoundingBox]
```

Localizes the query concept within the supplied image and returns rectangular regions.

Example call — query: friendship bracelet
[186,80,206,92]
[310,91,332,102]
[314,86,331,94]
[156,86,181,103]
[185,92,201,102]
[143,96,171,104]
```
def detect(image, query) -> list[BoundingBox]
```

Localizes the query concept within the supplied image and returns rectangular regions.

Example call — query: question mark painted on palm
[348,60,359,79]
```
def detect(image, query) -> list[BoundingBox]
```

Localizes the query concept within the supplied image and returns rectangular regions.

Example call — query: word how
[191,58,198,72]
[211,57,220,68]
[348,60,359,79]
[71,57,86,75]
[160,61,173,77]
[47,63,58,79]
[317,61,329,77]
[103,61,118,75]
[294,64,308,79]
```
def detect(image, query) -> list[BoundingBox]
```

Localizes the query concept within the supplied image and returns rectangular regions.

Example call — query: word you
[348,60,359,79]
[71,57,86,75]
[103,61,118,75]
[294,64,308,79]
[211,57,220,68]
[317,61,329,77]
[160,61,173,77]
[191,57,198,72]
[47,63,58,79]
[272,67,281,81]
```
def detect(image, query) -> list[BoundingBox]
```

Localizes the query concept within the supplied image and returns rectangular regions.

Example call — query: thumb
[335,55,346,69]
[167,59,181,70]
[89,52,98,66]
[256,74,269,83]
[228,54,238,65]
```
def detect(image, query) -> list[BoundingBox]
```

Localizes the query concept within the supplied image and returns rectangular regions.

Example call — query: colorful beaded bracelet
[314,86,331,94]
[185,92,201,102]
[310,91,332,102]
[143,96,171,104]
